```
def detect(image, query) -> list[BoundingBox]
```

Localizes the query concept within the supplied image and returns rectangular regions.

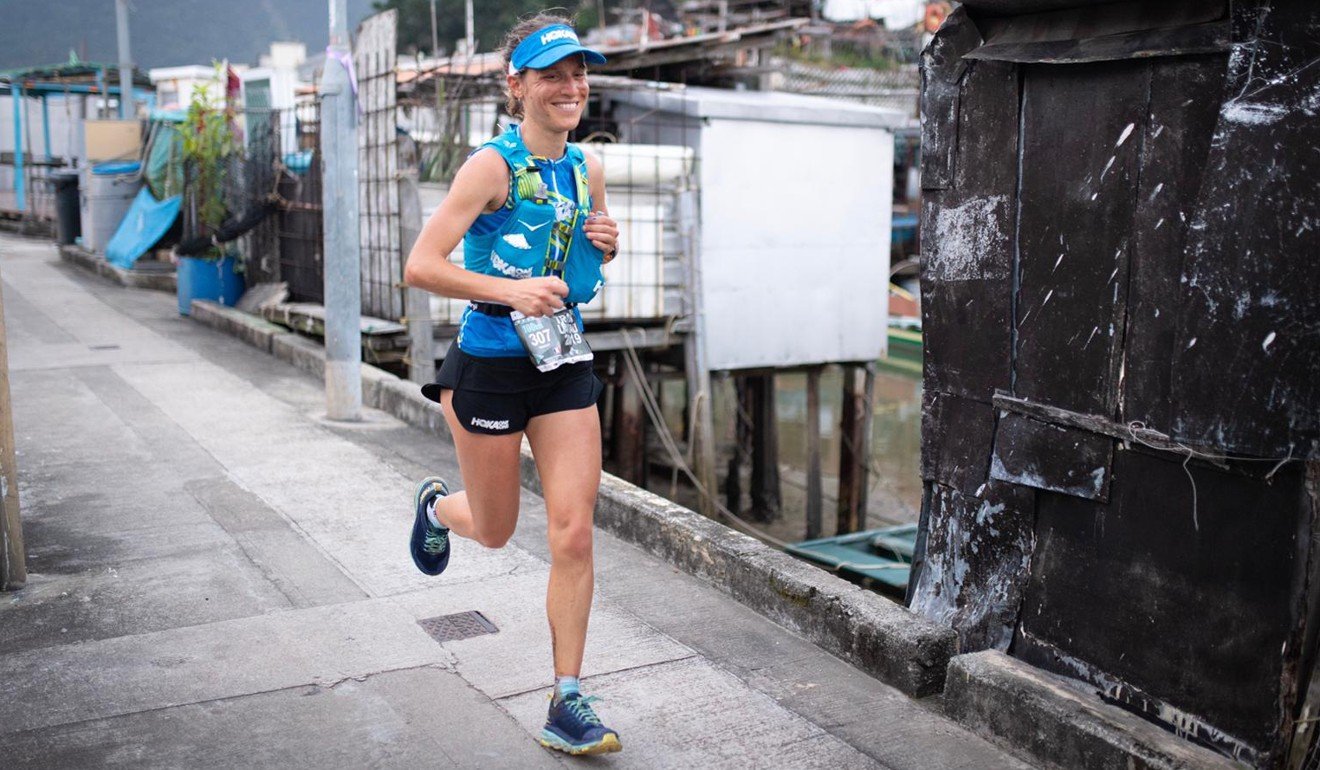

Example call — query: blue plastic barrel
[177,255,244,315]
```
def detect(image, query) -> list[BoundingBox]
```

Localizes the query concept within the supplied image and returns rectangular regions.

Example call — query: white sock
[425,498,445,529]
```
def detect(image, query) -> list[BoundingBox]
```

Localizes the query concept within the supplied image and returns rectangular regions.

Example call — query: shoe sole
[410,476,450,576]
[538,730,621,755]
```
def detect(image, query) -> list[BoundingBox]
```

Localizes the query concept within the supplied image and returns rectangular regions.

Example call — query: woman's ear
[506,72,523,99]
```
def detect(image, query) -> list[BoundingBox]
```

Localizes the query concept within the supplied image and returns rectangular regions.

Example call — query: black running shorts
[421,347,603,435]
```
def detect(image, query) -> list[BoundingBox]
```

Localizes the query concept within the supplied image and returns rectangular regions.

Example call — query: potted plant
[176,66,245,315]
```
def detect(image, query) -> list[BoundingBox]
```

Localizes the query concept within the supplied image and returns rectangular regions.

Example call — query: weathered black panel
[1169,0,1320,458]
[909,480,1036,652]
[961,0,1113,13]
[922,390,996,497]
[919,0,1320,765]
[1121,55,1227,432]
[990,412,1113,501]
[1014,448,1310,761]
[965,0,1228,65]
[921,59,1019,400]
[920,7,982,190]
[1013,61,1150,417]
[965,22,1229,65]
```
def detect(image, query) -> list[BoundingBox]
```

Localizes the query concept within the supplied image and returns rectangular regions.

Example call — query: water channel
[655,364,923,547]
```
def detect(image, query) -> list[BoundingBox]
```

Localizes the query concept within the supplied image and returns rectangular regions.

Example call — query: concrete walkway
[0,233,1032,769]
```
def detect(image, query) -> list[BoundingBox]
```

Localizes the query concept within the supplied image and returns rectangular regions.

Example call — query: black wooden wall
[909,1,1320,767]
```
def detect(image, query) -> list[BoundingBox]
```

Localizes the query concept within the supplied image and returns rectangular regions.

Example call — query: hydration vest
[462,127,606,305]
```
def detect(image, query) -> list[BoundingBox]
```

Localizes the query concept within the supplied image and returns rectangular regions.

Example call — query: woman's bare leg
[433,389,524,549]
[524,405,602,677]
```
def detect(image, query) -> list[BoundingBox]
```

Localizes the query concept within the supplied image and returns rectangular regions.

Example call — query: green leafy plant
[180,64,241,256]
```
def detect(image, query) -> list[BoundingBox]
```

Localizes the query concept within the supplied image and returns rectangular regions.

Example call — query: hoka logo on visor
[540,28,577,45]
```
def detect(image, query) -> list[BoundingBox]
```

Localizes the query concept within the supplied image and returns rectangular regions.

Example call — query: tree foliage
[372,0,603,56]
[181,65,242,246]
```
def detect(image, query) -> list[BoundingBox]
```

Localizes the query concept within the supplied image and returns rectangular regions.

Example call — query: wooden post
[725,377,748,515]
[615,359,647,485]
[837,362,876,534]
[805,366,823,540]
[747,373,781,522]
[0,282,26,591]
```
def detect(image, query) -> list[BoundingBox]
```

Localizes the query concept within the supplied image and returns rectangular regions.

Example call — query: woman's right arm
[403,148,568,317]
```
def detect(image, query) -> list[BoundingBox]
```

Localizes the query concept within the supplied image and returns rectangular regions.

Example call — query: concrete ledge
[944,651,1246,770]
[271,333,327,380]
[519,448,955,697]
[59,244,177,291]
[187,306,956,698]
[190,300,285,354]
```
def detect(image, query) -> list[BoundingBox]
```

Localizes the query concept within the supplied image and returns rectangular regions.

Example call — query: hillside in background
[0,0,376,71]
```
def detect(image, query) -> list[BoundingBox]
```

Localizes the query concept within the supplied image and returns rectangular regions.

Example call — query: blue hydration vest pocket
[564,230,606,304]
[490,200,557,279]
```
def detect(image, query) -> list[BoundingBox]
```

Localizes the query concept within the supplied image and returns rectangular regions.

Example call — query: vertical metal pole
[464,0,474,53]
[429,0,439,56]
[0,281,26,591]
[41,95,51,161]
[12,87,25,212]
[321,0,363,420]
[95,68,106,118]
[115,0,133,119]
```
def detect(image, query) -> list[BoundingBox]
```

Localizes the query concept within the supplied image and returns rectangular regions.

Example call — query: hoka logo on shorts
[471,416,510,430]
[491,252,533,278]
[540,28,577,45]
[503,233,533,250]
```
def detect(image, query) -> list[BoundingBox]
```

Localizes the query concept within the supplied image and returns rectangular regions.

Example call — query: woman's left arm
[582,153,619,263]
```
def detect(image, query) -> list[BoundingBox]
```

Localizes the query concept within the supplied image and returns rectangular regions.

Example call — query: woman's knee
[548,517,594,563]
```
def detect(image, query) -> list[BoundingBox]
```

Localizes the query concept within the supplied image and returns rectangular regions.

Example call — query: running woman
[402,13,622,757]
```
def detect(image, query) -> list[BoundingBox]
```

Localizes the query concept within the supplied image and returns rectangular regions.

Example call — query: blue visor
[510,24,606,73]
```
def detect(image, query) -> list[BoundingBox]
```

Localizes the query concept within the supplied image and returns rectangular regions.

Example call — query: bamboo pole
[0,281,26,591]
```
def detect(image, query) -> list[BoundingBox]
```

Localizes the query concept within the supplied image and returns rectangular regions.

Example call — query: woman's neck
[519,121,568,159]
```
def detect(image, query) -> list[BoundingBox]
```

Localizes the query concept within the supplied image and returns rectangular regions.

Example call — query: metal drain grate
[418,611,499,643]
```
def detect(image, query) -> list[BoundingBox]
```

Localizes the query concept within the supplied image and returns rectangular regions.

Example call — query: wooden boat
[786,523,918,595]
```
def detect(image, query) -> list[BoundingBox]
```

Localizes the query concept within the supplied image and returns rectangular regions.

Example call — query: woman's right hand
[504,276,569,317]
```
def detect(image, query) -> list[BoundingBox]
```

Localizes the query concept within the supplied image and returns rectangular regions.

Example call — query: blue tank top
[457,150,587,358]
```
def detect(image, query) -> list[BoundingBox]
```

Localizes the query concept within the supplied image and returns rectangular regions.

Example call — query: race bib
[510,307,593,372]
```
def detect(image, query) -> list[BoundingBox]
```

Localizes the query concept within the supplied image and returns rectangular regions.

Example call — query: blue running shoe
[410,477,451,575]
[539,693,621,755]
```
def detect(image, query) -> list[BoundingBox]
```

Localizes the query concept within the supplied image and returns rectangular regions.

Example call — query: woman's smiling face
[512,55,589,133]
